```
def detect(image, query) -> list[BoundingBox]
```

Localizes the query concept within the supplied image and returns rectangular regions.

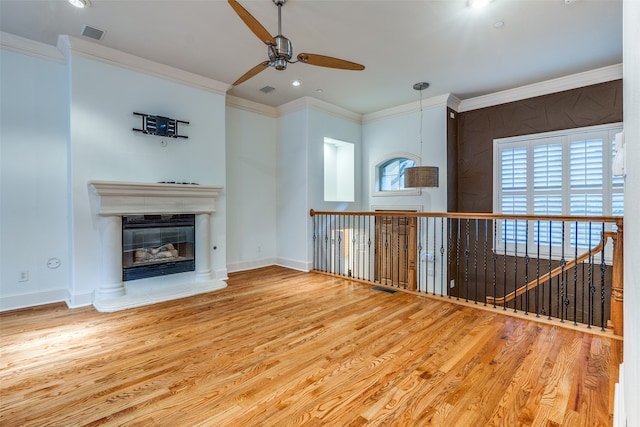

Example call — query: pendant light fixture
[404,82,439,188]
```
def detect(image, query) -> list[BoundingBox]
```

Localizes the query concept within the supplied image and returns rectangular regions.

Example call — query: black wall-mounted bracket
[133,112,189,139]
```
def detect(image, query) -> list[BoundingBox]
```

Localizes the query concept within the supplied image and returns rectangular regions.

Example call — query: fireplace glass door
[122,214,195,281]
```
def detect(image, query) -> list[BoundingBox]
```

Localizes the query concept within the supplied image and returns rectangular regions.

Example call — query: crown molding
[362,93,451,124]
[277,96,362,124]
[0,32,65,63]
[447,94,462,112]
[56,35,230,96]
[226,95,278,118]
[457,64,623,112]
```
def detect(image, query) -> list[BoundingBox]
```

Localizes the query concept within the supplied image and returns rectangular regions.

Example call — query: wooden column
[610,219,624,336]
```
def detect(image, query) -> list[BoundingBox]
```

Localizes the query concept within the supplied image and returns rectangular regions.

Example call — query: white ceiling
[0,0,623,115]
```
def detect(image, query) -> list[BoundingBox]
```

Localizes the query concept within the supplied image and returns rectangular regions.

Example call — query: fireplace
[122,214,195,281]
[88,181,225,312]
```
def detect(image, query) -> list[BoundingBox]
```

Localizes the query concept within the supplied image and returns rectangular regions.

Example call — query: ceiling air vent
[259,86,275,94]
[81,25,105,41]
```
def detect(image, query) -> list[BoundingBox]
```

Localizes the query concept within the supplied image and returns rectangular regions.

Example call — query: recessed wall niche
[324,137,354,202]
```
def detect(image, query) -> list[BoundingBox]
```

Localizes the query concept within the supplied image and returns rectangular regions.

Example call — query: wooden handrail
[486,232,615,306]
[310,209,622,224]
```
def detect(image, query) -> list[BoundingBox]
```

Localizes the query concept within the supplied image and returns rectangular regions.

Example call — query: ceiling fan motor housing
[269,35,293,69]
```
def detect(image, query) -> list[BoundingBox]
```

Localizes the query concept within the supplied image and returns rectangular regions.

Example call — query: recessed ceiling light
[315,89,323,94]
[68,0,90,8]
[291,79,302,87]
[493,21,505,29]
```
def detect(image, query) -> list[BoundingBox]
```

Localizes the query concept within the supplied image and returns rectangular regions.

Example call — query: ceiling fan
[228,0,365,86]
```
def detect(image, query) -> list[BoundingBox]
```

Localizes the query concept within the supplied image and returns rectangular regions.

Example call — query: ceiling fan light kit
[228,0,364,86]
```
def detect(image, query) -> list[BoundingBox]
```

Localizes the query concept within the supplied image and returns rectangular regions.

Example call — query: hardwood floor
[0,266,621,426]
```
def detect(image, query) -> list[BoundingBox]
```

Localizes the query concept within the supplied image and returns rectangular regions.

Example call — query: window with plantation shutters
[493,123,623,257]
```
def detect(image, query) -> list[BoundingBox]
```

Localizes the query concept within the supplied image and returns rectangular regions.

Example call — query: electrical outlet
[19,271,29,282]
[450,279,455,288]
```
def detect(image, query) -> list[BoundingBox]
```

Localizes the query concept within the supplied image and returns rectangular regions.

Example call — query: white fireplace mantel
[88,181,226,312]
[89,180,223,216]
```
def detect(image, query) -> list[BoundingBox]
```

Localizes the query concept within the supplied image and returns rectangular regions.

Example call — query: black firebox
[122,214,195,281]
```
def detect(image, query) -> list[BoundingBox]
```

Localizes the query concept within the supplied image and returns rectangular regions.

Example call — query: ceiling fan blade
[228,0,276,46]
[297,53,365,71]
[233,61,270,86]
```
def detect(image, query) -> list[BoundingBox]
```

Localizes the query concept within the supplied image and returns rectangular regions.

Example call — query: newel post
[610,219,624,336]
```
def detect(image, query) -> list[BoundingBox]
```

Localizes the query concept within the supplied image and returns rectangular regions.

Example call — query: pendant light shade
[404,81,439,188]
[404,166,439,188]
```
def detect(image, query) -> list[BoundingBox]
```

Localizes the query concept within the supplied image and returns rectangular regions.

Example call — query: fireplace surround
[88,181,225,312]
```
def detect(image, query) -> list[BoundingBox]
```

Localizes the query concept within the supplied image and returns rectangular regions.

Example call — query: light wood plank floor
[1,266,622,426]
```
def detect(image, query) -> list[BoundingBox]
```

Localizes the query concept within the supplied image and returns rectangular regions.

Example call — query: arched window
[377,157,416,192]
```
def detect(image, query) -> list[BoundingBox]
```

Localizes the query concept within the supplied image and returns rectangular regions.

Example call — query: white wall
[225,105,277,272]
[0,37,229,310]
[66,53,227,305]
[276,108,309,270]
[307,108,362,213]
[0,49,70,310]
[362,102,448,213]
[622,1,640,424]
[276,100,362,271]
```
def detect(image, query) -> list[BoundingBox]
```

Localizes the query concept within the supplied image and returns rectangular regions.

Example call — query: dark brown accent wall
[455,80,623,213]
[446,107,459,212]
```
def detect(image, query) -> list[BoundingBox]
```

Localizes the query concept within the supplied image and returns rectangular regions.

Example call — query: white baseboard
[227,258,277,273]
[65,289,94,309]
[0,289,68,312]
[276,257,311,272]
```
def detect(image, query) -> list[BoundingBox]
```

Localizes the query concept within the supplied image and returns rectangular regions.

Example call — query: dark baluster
[492,220,497,308]
[464,219,469,303]
[313,214,317,270]
[483,219,488,307]
[503,219,507,311]
[560,221,566,323]
[474,219,478,304]
[524,220,529,315]
[434,217,439,296]
[573,221,579,326]
[535,220,540,318]
[338,215,343,276]
[324,215,329,273]
[420,217,425,293]
[330,214,334,274]
[456,218,461,300]
[349,215,354,277]
[547,220,552,320]
[600,222,606,331]
[587,222,596,329]
[448,218,453,299]
[330,214,335,274]
[441,218,445,297]
[581,259,585,325]
[514,219,518,313]
[356,215,360,279]
[367,215,373,281]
